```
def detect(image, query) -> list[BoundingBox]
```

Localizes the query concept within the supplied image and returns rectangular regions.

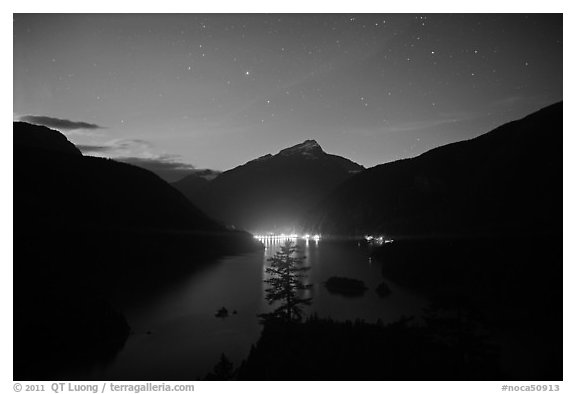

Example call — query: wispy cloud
[382,109,483,134]
[115,156,198,182]
[19,115,104,131]
[77,139,152,157]
[75,144,110,153]
[384,118,462,134]
[78,139,198,182]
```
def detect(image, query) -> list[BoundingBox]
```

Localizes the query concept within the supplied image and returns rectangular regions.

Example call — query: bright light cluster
[364,235,394,245]
[253,233,321,242]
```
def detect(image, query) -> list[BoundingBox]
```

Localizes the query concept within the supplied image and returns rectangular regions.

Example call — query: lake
[82,238,427,380]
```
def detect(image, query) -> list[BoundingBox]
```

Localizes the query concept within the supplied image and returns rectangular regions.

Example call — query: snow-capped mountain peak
[278,139,323,157]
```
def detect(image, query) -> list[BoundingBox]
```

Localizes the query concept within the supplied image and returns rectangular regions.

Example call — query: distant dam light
[252,233,322,242]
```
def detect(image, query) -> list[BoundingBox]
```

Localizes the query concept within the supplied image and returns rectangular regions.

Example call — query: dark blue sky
[13,14,562,180]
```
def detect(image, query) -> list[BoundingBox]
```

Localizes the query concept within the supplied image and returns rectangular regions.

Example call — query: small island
[324,276,367,296]
[376,282,392,297]
[215,307,229,318]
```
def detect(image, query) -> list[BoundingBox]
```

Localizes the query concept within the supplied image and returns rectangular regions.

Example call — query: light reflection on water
[92,239,426,380]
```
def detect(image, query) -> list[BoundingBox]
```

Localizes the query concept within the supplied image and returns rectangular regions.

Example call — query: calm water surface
[88,239,427,380]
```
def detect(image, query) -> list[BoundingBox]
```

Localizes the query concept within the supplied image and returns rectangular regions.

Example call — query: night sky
[13,14,562,181]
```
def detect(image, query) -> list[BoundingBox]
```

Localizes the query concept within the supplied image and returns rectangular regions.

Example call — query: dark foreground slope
[236,315,502,380]
[13,122,260,380]
[173,140,364,232]
[304,103,562,237]
[373,234,561,380]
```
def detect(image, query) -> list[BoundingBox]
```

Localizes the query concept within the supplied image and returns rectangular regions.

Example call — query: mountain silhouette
[173,139,364,233]
[172,169,220,199]
[14,122,225,231]
[303,102,562,237]
[14,121,82,156]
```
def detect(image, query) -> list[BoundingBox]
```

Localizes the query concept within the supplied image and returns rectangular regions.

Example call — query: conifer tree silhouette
[262,240,311,321]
